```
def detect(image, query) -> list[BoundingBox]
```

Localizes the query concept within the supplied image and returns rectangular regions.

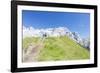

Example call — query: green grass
[23,37,39,50]
[23,36,90,61]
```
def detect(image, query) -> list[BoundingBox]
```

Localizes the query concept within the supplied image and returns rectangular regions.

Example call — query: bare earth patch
[23,43,44,62]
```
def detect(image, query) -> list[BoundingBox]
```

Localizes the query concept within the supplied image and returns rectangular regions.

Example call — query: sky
[22,10,90,39]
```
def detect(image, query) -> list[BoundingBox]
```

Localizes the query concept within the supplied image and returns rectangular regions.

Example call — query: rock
[81,38,90,50]
[72,32,82,43]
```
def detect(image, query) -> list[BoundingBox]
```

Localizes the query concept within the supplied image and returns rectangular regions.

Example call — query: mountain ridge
[23,26,90,49]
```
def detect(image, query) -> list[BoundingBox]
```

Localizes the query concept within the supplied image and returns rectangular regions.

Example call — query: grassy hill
[23,36,90,62]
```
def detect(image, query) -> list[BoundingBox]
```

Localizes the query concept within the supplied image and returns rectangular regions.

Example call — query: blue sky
[22,10,90,38]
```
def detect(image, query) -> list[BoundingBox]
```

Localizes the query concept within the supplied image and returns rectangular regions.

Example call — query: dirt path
[23,42,44,62]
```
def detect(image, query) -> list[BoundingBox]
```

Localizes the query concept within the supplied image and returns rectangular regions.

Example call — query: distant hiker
[43,33,47,38]
[41,33,47,41]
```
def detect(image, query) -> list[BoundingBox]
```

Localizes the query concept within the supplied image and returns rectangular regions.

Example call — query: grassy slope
[23,36,90,61]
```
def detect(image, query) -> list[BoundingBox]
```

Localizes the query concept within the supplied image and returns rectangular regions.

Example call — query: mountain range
[23,26,90,49]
